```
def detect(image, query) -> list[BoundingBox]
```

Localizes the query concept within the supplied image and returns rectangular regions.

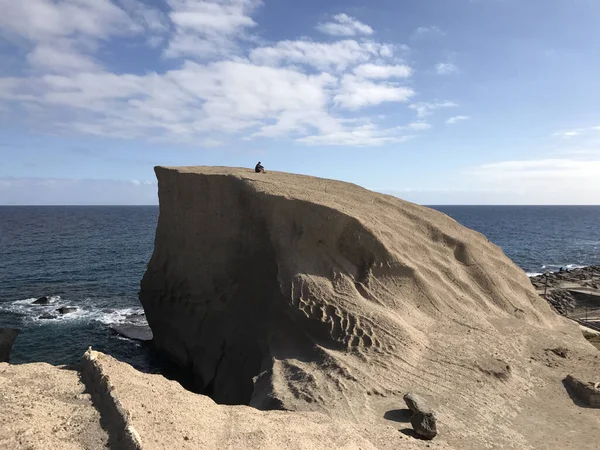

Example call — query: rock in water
[38,313,57,320]
[110,324,153,342]
[0,328,20,362]
[33,296,49,305]
[57,307,77,315]
[139,166,597,446]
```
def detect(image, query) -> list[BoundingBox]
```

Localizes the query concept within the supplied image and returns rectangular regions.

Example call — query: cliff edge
[140,166,600,448]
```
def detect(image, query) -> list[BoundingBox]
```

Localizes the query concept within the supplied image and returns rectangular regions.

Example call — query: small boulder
[403,392,437,439]
[57,307,77,315]
[564,375,600,408]
[404,393,430,413]
[33,296,49,305]
[411,411,437,440]
[0,328,20,363]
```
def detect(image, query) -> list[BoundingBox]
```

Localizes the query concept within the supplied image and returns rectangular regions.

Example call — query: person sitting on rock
[255,161,265,173]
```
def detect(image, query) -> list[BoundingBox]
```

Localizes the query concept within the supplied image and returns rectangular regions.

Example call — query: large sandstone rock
[0,328,19,363]
[139,166,600,448]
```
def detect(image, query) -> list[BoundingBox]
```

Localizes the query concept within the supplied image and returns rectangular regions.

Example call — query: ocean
[1,205,599,367]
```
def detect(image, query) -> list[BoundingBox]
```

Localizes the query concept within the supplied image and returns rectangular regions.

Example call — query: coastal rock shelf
[136,166,600,448]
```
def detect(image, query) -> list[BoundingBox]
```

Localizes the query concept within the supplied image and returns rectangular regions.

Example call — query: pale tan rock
[137,166,600,449]
[0,362,108,449]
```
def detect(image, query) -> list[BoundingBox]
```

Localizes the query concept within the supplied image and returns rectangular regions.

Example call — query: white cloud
[0,0,453,148]
[316,13,373,37]
[27,42,100,73]
[165,0,263,59]
[435,62,458,75]
[446,115,470,124]
[353,63,412,79]
[0,177,158,205]
[0,0,136,41]
[469,159,600,197]
[334,75,415,109]
[119,0,169,33]
[553,130,581,138]
[0,0,166,74]
[407,122,431,131]
[250,40,396,71]
[413,26,444,37]
[298,124,412,147]
[409,101,458,118]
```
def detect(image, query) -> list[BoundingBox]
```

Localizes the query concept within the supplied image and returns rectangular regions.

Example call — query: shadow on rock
[384,408,412,423]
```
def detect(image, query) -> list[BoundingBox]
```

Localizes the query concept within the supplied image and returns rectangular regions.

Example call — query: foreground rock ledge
[139,166,600,449]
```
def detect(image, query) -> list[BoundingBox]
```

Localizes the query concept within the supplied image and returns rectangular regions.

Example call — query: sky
[1,0,599,205]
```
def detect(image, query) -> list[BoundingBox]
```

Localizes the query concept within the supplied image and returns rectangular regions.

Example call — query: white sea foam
[527,263,589,277]
[0,295,146,326]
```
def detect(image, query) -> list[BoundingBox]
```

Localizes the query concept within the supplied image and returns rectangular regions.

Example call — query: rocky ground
[530,266,600,290]
[530,266,600,319]
[0,361,108,449]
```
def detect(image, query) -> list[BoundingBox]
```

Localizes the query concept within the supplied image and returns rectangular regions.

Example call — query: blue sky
[1,0,599,205]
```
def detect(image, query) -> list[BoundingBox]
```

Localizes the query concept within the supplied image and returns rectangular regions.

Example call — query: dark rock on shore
[545,289,577,316]
[530,266,600,290]
[57,307,77,315]
[0,328,20,363]
[33,296,49,305]
[530,266,600,316]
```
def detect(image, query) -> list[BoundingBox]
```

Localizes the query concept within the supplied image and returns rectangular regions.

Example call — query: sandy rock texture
[88,350,434,450]
[0,362,108,449]
[140,166,600,449]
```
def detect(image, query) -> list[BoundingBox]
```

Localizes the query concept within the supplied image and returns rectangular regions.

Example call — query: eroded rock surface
[139,166,600,449]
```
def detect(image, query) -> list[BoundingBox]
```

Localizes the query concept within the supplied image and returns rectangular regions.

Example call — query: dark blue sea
[1,205,599,367]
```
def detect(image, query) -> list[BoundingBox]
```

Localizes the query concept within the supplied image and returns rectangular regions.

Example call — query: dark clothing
[255,163,264,173]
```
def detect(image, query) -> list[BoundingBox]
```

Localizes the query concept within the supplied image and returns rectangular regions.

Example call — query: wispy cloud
[334,75,415,109]
[446,115,470,124]
[353,63,412,79]
[413,26,444,38]
[250,40,396,72]
[165,0,262,59]
[469,158,600,187]
[407,122,431,131]
[552,125,600,139]
[409,101,459,118]
[435,62,459,75]
[316,13,374,37]
[0,2,459,148]
[0,177,157,205]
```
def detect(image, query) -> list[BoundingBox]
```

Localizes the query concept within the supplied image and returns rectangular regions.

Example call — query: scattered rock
[543,290,577,316]
[477,358,512,380]
[546,347,569,359]
[564,374,600,408]
[39,313,57,320]
[0,328,20,363]
[110,324,153,342]
[33,296,49,305]
[404,393,437,439]
[57,307,77,315]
